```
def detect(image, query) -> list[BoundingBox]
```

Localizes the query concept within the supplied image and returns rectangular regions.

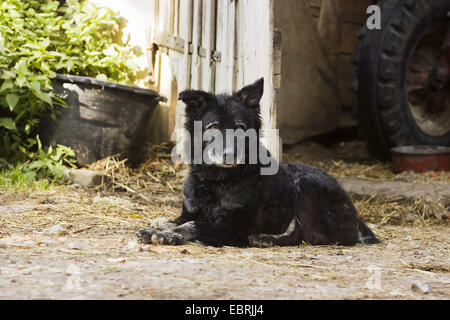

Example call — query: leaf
[36,134,42,150]
[124,60,137,71]
[40,38,50,49]
[103,45,118,57]
[0,34,4,55]
[0,117,16,131]
[66,60,74,72]
[30,81,41,92]
[6,94,19,111]
[35,91,53,106]
[8,9,21,18]
[96,74,108,81]
[39,62,50,72]
[1,71,16,79]
[16,60,28,77]
[0,81,13,92]
[15,76,27,87]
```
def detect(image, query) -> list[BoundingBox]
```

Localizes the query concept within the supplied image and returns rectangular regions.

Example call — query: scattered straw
[88,142,186,201]
[355,196,449,226]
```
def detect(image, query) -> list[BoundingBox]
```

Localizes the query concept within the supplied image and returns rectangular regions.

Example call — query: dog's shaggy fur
[137,78,379,247]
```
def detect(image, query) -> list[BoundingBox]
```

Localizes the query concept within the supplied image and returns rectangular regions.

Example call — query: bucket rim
[390,145,450,156]
[55,73,167,102]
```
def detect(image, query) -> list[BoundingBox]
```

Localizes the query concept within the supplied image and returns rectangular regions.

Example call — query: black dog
[137,78,379,247]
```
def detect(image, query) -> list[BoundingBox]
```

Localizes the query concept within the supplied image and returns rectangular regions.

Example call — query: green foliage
[0,165,53,193]
[0,0,141,181]
[0,135,76,187]
[25,135,77,180]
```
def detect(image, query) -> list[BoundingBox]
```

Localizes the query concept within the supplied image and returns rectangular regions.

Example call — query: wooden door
[190,0,217,92]
[214,0,236,93]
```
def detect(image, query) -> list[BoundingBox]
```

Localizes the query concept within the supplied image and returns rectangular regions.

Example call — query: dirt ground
[0,140,449,300]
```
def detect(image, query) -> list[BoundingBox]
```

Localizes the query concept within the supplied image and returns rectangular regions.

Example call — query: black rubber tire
[352,0,450,160]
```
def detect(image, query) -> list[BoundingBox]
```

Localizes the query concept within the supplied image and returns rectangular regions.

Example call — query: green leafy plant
[0,0,142,180]
[0,165,53,193]
[24,135,77,180]
[0,135,76,191]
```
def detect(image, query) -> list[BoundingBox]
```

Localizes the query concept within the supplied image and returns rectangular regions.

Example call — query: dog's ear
[233,77,264,108]
[178,90,212,110]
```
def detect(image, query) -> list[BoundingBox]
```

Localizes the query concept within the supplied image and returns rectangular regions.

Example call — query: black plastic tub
[40,74,166,167]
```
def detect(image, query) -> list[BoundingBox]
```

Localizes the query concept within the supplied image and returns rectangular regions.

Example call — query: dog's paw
[248,234,274,248]
[137,228,185,245]
[151,230,185,245]
[136,228,155,244]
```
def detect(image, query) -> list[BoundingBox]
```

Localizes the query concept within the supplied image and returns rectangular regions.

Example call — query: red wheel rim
[407,22,450,136]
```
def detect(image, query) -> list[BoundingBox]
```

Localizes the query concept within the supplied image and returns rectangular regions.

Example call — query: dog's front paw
[151,230,185,245]
[248,234,274,248]
[136,228,156,244]
[137,228,185,245]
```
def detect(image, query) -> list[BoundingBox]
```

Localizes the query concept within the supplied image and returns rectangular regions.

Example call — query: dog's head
[179,78,264,168]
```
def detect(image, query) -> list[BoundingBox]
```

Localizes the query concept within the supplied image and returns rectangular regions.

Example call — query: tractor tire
[352,0,450,160]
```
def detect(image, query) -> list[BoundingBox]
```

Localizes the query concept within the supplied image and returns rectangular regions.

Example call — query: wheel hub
[407,23,450,136]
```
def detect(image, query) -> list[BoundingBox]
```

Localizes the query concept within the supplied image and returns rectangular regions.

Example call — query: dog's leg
[248,216,300,247]
[137,220,242,246]
[137,202,200,245]
[136,228,184,245]
[137,221,204,245]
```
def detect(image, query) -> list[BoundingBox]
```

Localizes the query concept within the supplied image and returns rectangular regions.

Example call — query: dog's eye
[206,123,219,130]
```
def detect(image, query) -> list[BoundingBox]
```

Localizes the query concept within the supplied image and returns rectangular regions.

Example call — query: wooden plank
[235,0,244,90]
[200,0,216,92]
[153,0,160,37]
[340,89,355,108]
[227,1,236,91]
[158,0,171,33]
[341,0,375,24]
[339,111,358,127]
[169,0,175,34]
[339,54,353,89]
[338,54,355,107]
[232,1,240,90]
[312,16,320,30]
[178,0,192,87]
[239,0,276,157]
[308,0,323,6]
[152,32,185,52]
[308,0,322,18]
[170,0,193,139]
[215,0,235,93]
[190,0,202,89]
[340,22,361,54]
[309,0,376,25]
[173,0,179,36]
[273,28,282,89]
[318,0,342,76]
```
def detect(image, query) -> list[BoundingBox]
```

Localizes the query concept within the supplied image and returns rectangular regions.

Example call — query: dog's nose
[223,147,235,164]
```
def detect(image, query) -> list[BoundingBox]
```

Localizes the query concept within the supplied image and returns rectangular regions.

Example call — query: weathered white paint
[215,0,236,94]
[200,0,216,92]
[237,0,277,155]
[149,0,277,155]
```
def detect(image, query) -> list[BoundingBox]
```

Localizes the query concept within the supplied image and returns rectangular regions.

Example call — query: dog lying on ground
[137,78,379,247]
